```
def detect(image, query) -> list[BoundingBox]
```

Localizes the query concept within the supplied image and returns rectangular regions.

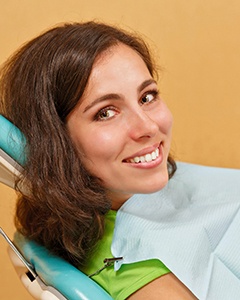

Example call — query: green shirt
[82,210,170,299]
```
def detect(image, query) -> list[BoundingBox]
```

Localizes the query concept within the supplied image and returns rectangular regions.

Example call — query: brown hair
[0,22,176,266]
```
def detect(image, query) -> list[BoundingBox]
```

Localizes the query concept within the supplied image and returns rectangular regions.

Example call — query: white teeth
[129,148,159,164]
[152,151,156,160]
[145,154,152,162]
[133,157,140,163]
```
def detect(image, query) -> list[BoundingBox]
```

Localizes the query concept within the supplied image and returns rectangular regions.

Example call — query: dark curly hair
[0,21,176,267]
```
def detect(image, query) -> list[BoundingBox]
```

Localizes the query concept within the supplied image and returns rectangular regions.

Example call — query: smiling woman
[66,43,173,209]
[0,22,190,299]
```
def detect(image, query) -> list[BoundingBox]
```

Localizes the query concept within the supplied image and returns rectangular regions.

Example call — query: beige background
[0,0,240,299]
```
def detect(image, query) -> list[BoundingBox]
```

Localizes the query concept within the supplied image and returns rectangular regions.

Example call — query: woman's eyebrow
[83,78,157,113]
[83,94,121,113]
[138,79,157,93]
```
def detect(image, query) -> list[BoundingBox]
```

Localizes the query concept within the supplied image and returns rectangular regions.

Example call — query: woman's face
[67,43,173,209]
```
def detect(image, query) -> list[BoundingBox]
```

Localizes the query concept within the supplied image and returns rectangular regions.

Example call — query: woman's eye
[95,107,117,121]
[140,90,158,105]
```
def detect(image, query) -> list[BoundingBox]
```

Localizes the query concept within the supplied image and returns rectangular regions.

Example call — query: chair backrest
[0,114,113,300]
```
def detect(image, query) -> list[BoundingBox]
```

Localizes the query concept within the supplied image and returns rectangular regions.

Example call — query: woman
[0,22,196,299]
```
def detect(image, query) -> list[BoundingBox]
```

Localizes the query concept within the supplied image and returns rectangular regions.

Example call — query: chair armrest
[14,232,113,300]
[8,246,65,300]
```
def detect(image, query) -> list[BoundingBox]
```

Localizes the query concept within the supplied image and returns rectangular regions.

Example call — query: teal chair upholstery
[0,115,113,300]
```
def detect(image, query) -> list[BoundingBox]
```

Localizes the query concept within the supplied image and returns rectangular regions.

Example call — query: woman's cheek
[84,127,120,158]
[159,104,173,134]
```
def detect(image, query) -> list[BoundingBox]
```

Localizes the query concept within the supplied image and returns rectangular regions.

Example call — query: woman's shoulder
[82,210,170,300]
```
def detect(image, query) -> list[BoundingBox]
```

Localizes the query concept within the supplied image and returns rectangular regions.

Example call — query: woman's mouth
[128,148,159,163]
[123,143,163,165]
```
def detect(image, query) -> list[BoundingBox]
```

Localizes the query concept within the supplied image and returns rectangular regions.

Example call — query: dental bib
[111,162,240,299]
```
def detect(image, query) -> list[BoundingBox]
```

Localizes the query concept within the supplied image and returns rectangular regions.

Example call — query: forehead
[94,43,147,70]
[87,43,151,90]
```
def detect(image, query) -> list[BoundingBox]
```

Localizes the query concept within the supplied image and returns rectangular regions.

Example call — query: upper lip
[123,142,161,162]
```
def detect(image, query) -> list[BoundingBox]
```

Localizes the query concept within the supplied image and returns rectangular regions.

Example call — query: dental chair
[0,114,113,300]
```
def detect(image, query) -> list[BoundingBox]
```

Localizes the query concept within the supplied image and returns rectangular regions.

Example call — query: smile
[125,146,160,164]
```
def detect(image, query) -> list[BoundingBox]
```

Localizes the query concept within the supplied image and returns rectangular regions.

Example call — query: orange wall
[0,1,240,299]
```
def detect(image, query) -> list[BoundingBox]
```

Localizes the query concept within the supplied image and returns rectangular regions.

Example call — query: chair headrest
[0,115,26,187]
[0,115,26,166]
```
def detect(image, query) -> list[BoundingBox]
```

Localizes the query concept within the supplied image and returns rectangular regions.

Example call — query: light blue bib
[111,162,240,299]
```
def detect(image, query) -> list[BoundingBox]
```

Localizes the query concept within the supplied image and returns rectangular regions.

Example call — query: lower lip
[124,143,164,169]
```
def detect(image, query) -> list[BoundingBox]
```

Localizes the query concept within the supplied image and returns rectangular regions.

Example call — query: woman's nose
[127,110,159,140]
